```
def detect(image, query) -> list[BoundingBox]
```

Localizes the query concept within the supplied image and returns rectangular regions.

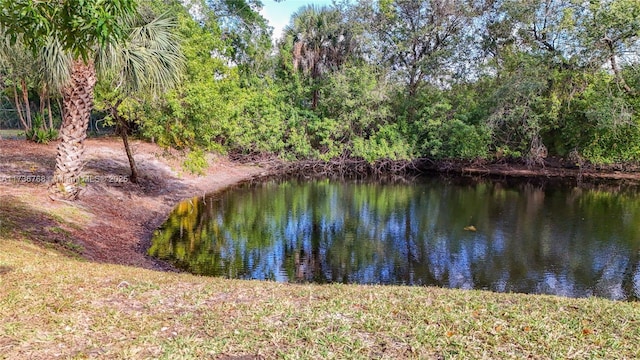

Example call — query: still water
[149,177,640,300]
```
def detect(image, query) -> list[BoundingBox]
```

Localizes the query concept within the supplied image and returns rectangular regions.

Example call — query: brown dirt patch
[0,137,264,269]
[455,163,640,182]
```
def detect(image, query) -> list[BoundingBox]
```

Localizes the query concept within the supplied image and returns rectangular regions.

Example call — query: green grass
[1,237,639,359]
[0,129,24,139]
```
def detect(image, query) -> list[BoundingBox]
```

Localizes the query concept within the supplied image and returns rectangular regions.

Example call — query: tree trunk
[120,124,139,184]
[40,88,46,130]
[116,116,139,184]
[109,98,139,183]
[12,84,28,131]
[47,96,54,131]
[312,88,319,109]
[610,53,634,95]
[604,37,635,95]
[49,60,97,200]
[21,79,32,129]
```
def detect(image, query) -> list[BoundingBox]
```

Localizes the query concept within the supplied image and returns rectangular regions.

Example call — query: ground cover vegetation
[1,235,640,358]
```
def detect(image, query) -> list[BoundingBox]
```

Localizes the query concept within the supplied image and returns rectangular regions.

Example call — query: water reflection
[149,178,640,300]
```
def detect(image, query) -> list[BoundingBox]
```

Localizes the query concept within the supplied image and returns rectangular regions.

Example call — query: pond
[149,177,640,300]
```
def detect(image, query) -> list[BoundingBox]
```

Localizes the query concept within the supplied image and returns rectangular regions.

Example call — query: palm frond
[287,5,353,78]
[39,36,73,92]
[96,11,185,96]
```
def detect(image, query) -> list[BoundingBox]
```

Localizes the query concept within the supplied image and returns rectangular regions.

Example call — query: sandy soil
[0,137,264,269]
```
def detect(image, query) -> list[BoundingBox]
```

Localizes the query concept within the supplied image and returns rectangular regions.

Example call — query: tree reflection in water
[149,177,640,300]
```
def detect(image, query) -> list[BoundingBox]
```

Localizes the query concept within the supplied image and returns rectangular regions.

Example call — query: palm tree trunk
[49,60,97,200]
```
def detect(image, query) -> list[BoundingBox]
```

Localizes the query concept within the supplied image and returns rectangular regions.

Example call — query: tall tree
[580,0,640,95]
[373,0,472,98]
[283,5,358,109]
[0,0,136,200]
[201,0,273,79]
[0,37,36,132]
[94,12,184,183]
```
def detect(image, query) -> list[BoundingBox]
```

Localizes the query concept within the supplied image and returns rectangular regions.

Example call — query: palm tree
[0,0,139,199]
[1,1,182,199]
[285,5,356,109]
[47,12,183,198]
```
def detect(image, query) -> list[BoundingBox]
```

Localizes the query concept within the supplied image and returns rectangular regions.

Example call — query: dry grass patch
[1,237,639,359]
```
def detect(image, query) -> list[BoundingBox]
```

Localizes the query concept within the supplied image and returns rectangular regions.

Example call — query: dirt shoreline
[448,161,640,183]
[0,138,264,270]
[2,137,640,269]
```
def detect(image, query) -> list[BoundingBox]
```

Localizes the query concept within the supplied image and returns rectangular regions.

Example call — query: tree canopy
[0,0,136,59]
[2,0,640,174]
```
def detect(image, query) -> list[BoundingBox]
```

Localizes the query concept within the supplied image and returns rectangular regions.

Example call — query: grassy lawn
[0,129,24,140]
[1,236,639,359]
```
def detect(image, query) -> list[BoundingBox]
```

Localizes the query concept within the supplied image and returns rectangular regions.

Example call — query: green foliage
[406,85,491,160]
[317,65,392,137]
[25,114,58,144]
[6,0,640,167]
[134,3,230,150]
[182,149,208,175]
[544,69,640,164]
[224,82,288,155]
[25,127,58,144]
[420,119,491,159]
[352,124,413,162]
[581,124,640,164]
[0,0,137,60]
[372,0,472,99]
[281,4,359,109]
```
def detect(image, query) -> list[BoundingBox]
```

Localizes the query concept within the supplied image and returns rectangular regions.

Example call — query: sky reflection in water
[149,177,640,300]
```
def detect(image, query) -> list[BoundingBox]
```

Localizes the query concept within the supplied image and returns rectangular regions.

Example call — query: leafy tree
[0,0,137,199]
[586,0,639,95]
[475,0,640,162]
[137,3,238,151]
[315,64,413,162]
[192,0,273,81]
[137,0,280,156]
[0,37,37,132]
[94,12,184,183]
[373,0,472,99]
